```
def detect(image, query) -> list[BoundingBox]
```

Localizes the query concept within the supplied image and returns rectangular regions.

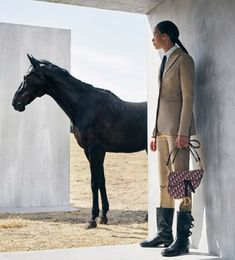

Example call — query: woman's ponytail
[175,38,188,54]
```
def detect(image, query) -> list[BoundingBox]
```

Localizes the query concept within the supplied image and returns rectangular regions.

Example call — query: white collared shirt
[164,45,179,63]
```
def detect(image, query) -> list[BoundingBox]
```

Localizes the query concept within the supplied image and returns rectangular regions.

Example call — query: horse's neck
[45,72,85,124]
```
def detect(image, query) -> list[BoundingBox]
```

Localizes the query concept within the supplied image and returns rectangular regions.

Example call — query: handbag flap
[168,169,203,187]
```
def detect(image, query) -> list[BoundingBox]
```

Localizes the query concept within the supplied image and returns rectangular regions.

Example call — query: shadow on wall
[192,55,225,257]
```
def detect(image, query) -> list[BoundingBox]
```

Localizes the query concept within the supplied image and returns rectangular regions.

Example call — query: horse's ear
[27,54,40,69]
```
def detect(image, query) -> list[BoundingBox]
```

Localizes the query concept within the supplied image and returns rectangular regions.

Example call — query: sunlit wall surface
[0,23,71,212]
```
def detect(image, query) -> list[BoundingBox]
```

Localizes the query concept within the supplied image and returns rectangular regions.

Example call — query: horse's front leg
[98,165,109,224]
[85,146,105,229]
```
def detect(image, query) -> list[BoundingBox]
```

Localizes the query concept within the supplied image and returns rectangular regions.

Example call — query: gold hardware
[183,197,191,206]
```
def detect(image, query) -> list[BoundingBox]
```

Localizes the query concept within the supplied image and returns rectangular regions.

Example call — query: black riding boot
[140,208,174,248]
[161,211,194,257]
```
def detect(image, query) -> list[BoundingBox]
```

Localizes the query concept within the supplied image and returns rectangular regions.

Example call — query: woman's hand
[150,137,157,152]
[175,135,189,149]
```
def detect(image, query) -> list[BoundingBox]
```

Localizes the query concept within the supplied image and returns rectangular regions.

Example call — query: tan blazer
[152,48,196,137]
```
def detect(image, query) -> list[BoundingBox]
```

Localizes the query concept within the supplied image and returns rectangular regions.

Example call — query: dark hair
[155,20,188,54]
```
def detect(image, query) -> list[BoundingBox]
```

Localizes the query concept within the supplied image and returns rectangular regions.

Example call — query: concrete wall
[37,0,161,14]
[147,1,235,259]
[0,23,71,212]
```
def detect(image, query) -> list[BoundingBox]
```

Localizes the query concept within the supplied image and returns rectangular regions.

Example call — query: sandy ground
[0,135,148,252]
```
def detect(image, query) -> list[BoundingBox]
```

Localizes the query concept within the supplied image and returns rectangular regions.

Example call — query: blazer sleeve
[152,125,156,138]
[178,54,195,136]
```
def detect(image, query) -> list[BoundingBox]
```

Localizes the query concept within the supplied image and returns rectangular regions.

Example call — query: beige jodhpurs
[157,134,192,212]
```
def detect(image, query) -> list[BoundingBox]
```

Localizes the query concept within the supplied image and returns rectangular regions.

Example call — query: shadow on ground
[0,207,148,226]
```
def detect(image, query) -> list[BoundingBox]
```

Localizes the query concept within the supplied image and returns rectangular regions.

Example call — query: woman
[140,21,196,257]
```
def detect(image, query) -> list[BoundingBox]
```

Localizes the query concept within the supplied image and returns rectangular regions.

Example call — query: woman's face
[152,27,166,49]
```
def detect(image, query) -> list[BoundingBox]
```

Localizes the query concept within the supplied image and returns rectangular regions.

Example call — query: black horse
[12,55,147,228]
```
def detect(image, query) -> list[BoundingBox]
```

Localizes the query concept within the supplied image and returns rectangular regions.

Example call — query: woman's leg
[157,134,175,208]
[140,134,175,248]
[162,136,194,257]
[167,136,191,211]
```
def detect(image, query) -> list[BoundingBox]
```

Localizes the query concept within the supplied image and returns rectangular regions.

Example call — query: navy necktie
[160,55,167,81]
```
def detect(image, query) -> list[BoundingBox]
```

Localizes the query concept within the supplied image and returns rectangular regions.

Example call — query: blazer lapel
[162,48,182,79]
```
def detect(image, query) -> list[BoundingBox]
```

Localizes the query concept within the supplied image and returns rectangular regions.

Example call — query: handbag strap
[166,139,202,167]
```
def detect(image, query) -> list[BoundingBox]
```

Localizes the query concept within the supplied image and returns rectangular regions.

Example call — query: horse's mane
[38,59,69,75]
[32,59,124,104]
[95,87,122,100]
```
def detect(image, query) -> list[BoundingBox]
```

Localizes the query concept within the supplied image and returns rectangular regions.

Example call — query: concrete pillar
[0,23,72,212]
[147,0,235,258]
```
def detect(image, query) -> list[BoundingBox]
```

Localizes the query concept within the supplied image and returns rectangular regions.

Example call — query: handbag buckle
[183,197,191,206]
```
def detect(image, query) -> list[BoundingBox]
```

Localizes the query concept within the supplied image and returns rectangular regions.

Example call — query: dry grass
[0,218,26,229]
[0,134,148,252]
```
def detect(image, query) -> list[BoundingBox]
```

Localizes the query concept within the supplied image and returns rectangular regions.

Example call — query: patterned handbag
[166,140,204,200]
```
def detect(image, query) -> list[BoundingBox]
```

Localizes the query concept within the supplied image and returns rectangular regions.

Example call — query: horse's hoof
[85,220,97,229]
[98,216,108,225]
[145,213,148,222]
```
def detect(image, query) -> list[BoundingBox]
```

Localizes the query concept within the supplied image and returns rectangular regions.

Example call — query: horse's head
[12,54,47,112]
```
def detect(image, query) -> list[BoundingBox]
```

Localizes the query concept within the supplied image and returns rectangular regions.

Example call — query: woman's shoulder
[179,49,194,60]
[178,49,194,65]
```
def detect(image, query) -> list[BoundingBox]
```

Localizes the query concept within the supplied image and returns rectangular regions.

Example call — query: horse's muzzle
[12,99,25,112]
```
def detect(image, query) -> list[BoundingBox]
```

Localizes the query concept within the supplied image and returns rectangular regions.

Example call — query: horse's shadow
[0,208,148,227]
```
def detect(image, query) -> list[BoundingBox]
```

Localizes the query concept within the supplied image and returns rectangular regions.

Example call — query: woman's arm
[177,54,195,137]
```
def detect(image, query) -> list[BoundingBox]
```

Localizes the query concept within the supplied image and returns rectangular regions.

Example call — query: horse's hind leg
[85,146,105,229]
[98,164,109,224]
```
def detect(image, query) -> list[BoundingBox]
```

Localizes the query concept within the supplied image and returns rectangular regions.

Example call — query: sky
[0,0,149,102]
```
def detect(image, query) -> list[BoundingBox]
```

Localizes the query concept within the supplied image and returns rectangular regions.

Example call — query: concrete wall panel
[0,23,71,211]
